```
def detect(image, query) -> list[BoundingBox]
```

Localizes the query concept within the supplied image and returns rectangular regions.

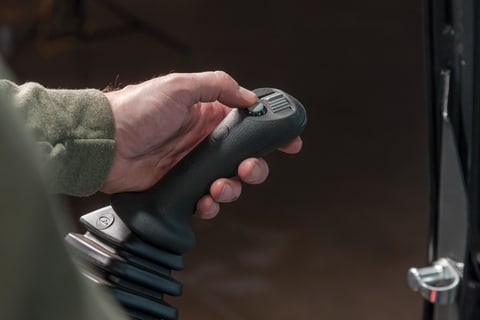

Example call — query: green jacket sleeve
[0,80,115,196]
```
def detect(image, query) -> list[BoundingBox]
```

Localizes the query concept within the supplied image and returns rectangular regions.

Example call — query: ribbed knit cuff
[0,80,116,196]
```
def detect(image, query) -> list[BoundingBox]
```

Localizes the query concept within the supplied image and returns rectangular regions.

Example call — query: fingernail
[205,201,220,219]
[219,184,233,202]
[250,164,261,183]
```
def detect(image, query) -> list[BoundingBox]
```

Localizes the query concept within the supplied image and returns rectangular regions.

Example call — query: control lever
[66,88,307,320]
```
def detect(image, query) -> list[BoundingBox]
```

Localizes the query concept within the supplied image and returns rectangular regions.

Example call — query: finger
[278,136,303,154]
[238,158,269,184]
[195,195,220,219]
[210,178,242,202]
[172,71,257,107]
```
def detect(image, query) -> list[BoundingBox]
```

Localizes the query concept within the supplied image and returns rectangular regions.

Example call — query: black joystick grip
[111,88,307,254]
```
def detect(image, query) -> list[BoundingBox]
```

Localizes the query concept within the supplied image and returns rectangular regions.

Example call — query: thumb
[167,71,258,108]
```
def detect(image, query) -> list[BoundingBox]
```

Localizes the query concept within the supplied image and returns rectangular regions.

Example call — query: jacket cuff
[40,87,115,196]
[2,79,116,196]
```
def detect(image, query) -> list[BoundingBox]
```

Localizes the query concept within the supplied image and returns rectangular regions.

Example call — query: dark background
[2,0,429,319]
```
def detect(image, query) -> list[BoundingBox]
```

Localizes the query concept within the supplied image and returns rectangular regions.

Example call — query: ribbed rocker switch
[66,88,307,320]
[262,92,292,113]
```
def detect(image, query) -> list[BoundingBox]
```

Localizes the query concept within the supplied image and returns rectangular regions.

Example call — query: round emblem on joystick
[96,213,115,230]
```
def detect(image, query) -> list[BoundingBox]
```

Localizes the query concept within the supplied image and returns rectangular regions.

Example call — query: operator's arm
[0,72,302,215]
[0,80,115,196]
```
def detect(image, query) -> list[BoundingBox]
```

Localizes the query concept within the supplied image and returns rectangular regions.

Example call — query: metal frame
[411,0,480,319]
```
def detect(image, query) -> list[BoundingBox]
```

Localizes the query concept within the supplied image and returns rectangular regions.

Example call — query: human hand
[101,71,302,218]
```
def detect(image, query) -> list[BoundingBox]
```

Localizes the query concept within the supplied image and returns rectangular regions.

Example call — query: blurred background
[0,0,428,319]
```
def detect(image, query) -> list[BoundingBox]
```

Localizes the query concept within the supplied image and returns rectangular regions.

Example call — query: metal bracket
[408,258,463,305]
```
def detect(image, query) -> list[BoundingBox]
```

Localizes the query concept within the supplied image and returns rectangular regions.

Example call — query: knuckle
[213,70,237,87]
[161,72,182,86]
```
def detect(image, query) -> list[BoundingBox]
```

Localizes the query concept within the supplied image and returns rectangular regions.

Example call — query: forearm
[0,80,115,196]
